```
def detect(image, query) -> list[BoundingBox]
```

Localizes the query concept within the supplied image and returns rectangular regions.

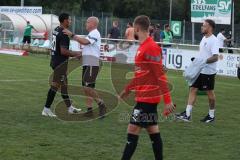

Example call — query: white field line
[0,76,239,87]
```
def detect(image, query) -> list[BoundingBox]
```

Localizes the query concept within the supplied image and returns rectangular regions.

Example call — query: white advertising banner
[163,48,239,77]
[101,44,239,77]
[0,6,42,15]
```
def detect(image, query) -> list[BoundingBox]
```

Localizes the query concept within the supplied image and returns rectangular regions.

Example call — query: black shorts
[191,73,216,91]
[51,63,68,85]
[130,102,158,128]
[22,36,31,44]
[82,66,99,88]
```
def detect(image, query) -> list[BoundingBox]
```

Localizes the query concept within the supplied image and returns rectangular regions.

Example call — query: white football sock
[209,109,215,118]
[186,105,193,117]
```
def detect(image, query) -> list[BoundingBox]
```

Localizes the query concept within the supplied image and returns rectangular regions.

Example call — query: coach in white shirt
[63,17,106,118]
[217,28,232,52]
[177,19,219,123]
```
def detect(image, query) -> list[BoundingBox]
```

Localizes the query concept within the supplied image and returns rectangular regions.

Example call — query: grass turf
[0,54,239,160]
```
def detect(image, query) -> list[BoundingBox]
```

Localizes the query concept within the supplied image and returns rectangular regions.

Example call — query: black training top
[50,26,70,69]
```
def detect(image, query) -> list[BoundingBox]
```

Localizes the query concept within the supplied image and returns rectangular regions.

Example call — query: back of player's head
[27,21,30,24]
[205,19,215,30]
[134,15,150,31]
[59,13,70,23]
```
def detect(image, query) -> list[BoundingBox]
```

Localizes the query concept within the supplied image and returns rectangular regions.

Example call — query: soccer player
[119,15,175,160]
[63,17,107,118]
[22,21,38,50]
[176,19,219,123]
[42,13,82,117]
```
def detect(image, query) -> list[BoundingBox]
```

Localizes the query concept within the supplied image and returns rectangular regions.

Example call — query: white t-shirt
[217,32,226,48]
[82,29,101,66]
[196,34,219,75]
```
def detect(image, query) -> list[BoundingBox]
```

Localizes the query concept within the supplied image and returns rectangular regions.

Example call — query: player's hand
[118,89,130,100]
[74,51,82,60]
[63,29,73,37]
[163,103,176,116]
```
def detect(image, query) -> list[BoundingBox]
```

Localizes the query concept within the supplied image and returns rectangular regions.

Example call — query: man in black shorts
[63,17,107,118]
[119,15,175,160]
[176,19,219,123]
[42,13,82,117]
[21,21,38,50]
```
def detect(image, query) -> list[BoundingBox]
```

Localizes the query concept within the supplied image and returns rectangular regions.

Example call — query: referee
[42,13,82,117]
[176,19,219,123]
[119,15,175,160]
[63,17,107,118]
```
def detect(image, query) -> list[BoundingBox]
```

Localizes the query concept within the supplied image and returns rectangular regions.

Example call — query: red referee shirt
[125,37,172,104]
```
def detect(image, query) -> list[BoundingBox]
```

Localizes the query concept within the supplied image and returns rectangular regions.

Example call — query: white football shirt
[196,34,219,75]
[82,29,101,66]
[217,32,226,48]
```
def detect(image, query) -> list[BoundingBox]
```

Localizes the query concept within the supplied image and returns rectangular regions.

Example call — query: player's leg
[21,37,26,50]
[59,69,81,114]
[83,86,106,117]
[121,124,141,160]
[42,81,60,117]
[176,74,203,121]
[200,74,216,123]
[176,87,198,121]
[27,36,31,51]
[146,125,163,160]
[82,66,106,117]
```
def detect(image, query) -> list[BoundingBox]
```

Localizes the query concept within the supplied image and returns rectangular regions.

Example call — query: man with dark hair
[153,24,161,42]
[176,19,219,123]
[119,15,175,160]
[21,21,38,50]
[42,13,82,117]
[160,24,173,44]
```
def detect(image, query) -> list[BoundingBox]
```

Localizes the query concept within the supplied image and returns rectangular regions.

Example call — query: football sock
[209,109,215,118]
[61,85,71,107]
[45,86,57,108]
[186,105,193,117]
[149,133,163,160]
[121,134,139,160]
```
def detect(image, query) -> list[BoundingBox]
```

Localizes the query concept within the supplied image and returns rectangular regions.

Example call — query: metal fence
[42,10,240,47]
[1,10,240,47]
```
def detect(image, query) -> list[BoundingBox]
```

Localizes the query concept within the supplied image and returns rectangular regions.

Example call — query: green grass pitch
[0,54,239,160]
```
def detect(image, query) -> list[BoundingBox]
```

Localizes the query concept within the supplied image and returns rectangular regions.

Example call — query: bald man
[63,17,107,118]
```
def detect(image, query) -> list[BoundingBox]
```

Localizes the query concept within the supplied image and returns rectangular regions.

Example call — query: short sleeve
[211,39,220,55]
[60,33,70,49]
[86,32,98,44]
[220,34,226,41]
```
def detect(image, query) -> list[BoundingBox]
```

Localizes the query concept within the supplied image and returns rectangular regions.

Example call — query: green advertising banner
[191,0,232,24]
[171,21,182,36]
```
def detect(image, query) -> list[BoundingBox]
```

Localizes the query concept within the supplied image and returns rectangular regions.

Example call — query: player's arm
[63,29,94,45]
[206,40,219,64]
[60,34,82,58]
[31,25,38,32]
[206,54,218,64]
[60,47,82,58]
